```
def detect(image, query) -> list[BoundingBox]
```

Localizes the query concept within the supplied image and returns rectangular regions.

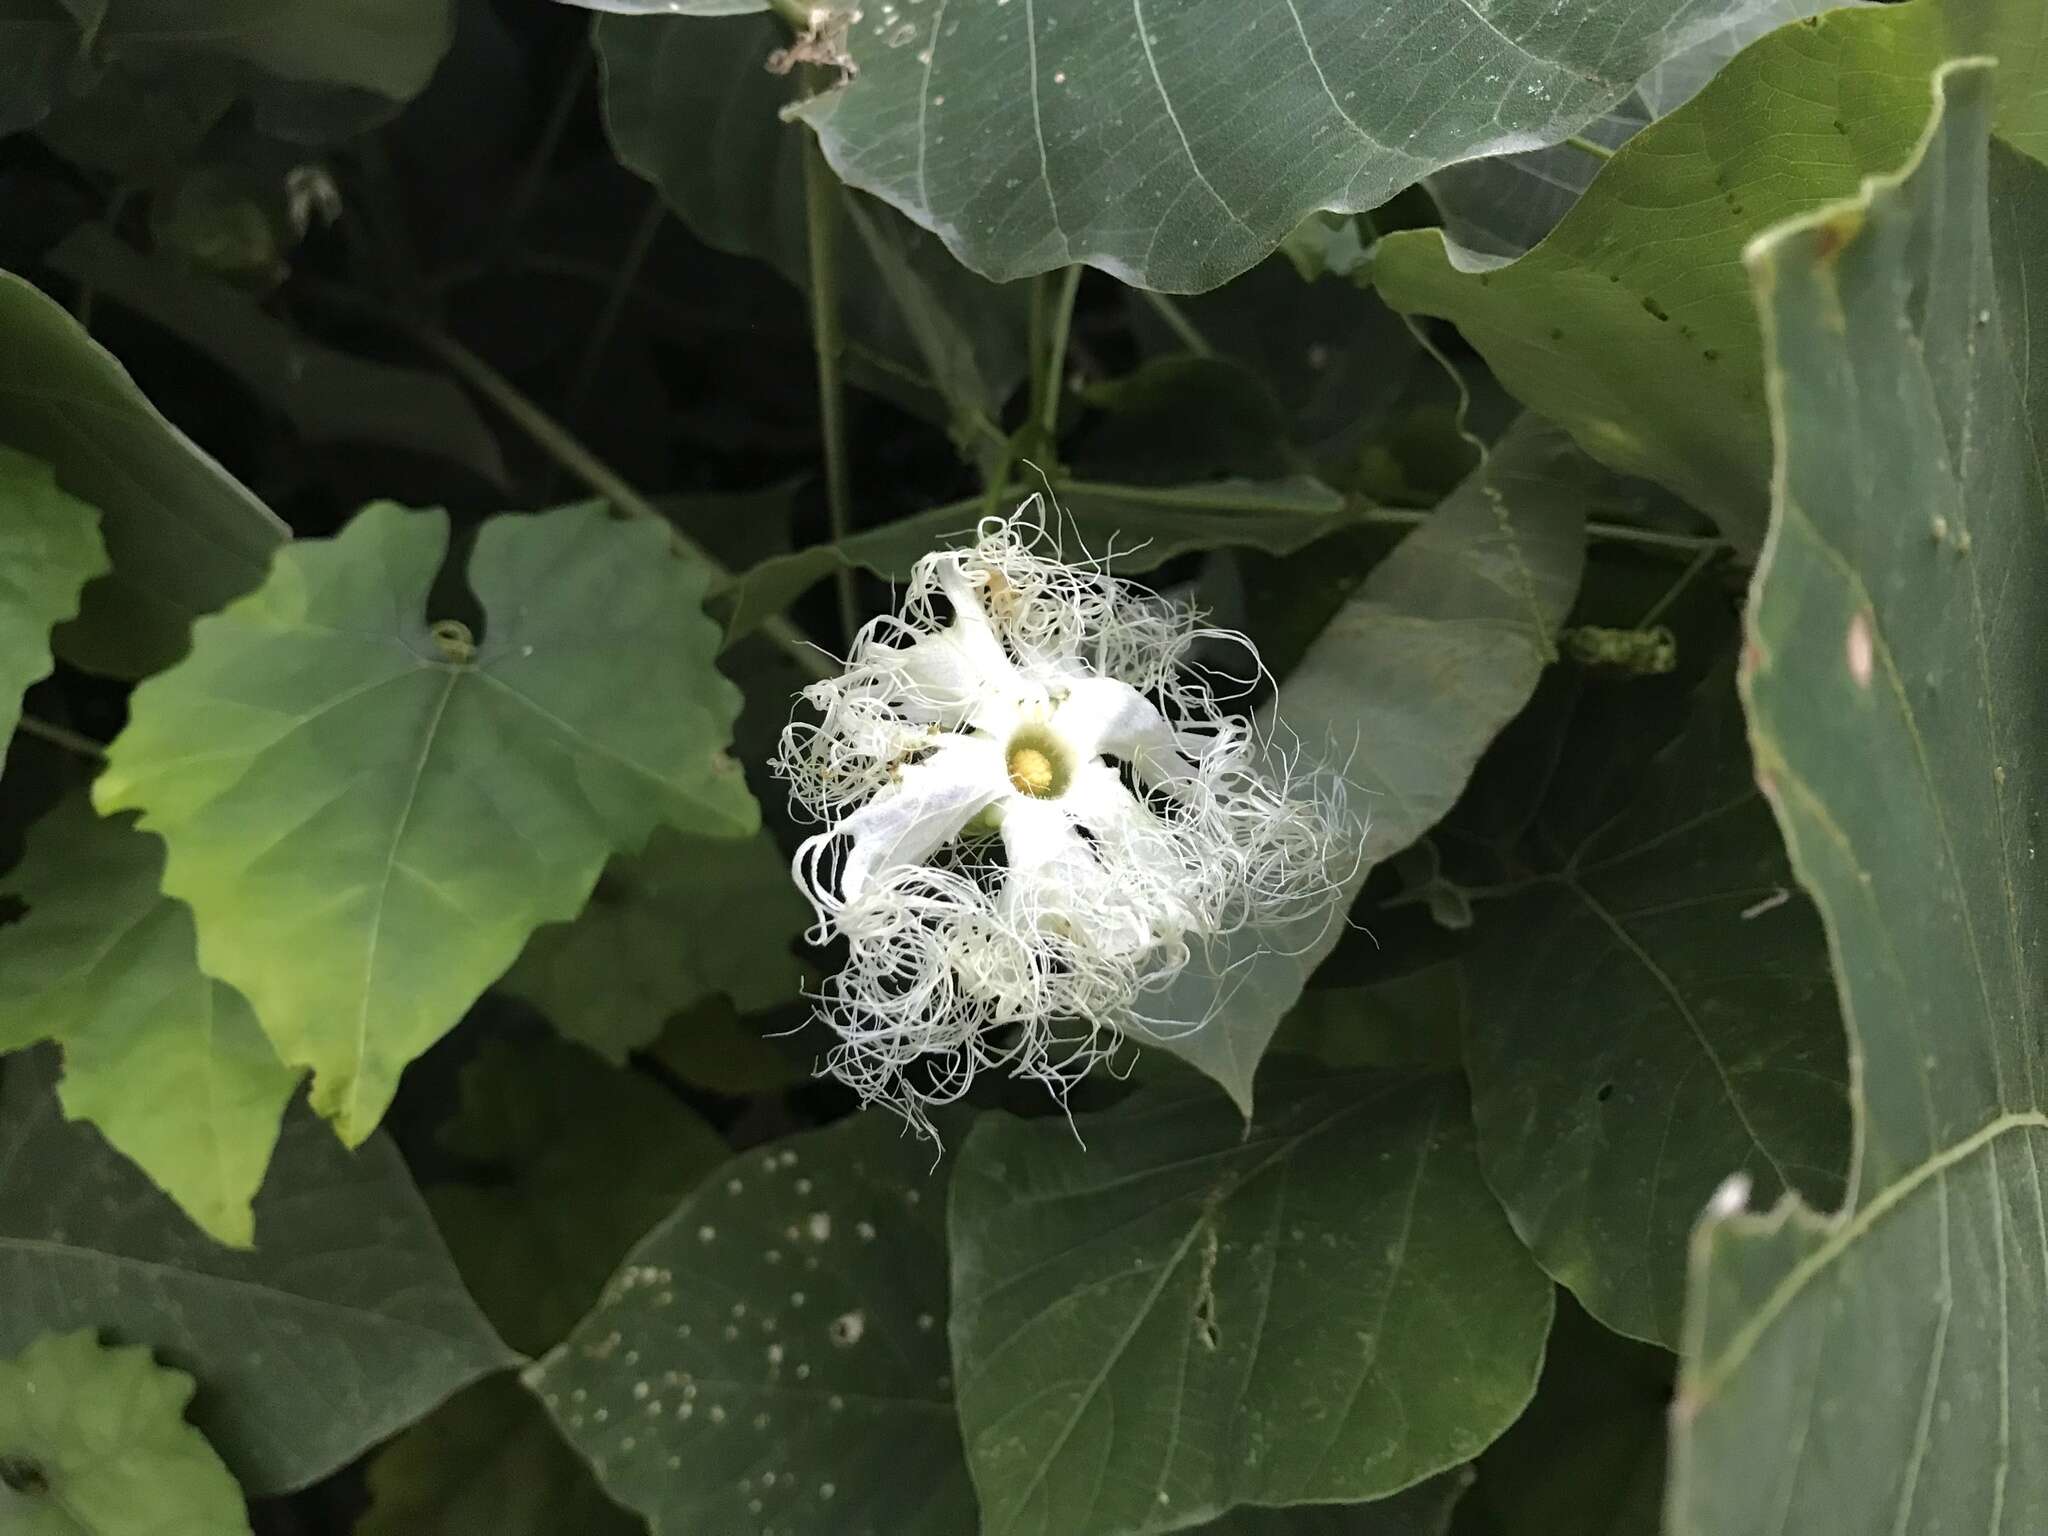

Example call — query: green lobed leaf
[426,1036,731,1356]
[1139,416,1588,1113]
[529,1112,978,1536]
[0,1330,250,1536]
[1459,669,1849,1345]
[712,475,1351,645]
[950,1064,1553,1534]
[0,271,286,678]
[0,447,106,760]
[0,798,298,1248]
[598,9,1027,437]
[788,0,1817,291]
[357,1375,642,1536]
[94,500,758,1145]
[501,826,808,1064]
[0,1047,515,1495]
[1375,0,2048,553]
[1668,61,2048,1533]
[48,226,509,488]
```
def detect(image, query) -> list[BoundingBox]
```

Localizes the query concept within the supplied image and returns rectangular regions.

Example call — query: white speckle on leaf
[830,1310,867,1346]
[1846,611,1874,689]
[1707,1172,1753,1218]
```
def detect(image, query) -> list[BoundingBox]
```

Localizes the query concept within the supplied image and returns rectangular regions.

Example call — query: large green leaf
[1452,1296,1669,1536]
[0,448,106,758]
[48,226,508,488]
[599,9,1026,437]
[0,1330,250,1536]
[94,500,758,1144]
[0,1048,514,1495]
[1198,1475,1470,1536]
[501,827,807,1063]
[950,1065,1552,1535]
[8,4,449,168]
[1670,63,2048,1532]
[0,1,84,138]
[1121,253,1431,474]
[787,0,1817,291]
[0,272,285,678]
[713,475,1350,644]
[645,996,811,1097]
[426,1036,730,1355]
[1422,0,1852,265]
[357,1375,641,1536]
[93,0,455,135]
[1268,962,1467,1073]
[362,1037,724,1535]
[0,799,298,1248]
[569,0,765,11]
[1375,0,2048,553]
[1140,417,1587,1113]
[1460,670,1848,1345]
[529,1112,978,1536]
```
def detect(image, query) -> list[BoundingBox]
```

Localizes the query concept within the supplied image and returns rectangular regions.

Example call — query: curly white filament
[773,507,1353,1132]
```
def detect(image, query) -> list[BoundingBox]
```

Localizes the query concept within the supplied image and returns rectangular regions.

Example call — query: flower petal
[999,794,1189,955]
[1062,762,1204,925]
[802,736,1008,905]
[1051,677,1200,784]
[872,557,1030,732]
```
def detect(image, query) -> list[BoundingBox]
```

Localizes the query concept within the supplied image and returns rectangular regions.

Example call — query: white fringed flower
[775,509,1352,1130]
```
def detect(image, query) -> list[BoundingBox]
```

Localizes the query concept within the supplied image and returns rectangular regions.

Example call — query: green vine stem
[926,478,1732,557]
[562,190,667,437]
[407,323,836,681]
[1138,289,1214,358]
[1036,265,1084,444]
[802,125,858,645]
[16,716,105,760]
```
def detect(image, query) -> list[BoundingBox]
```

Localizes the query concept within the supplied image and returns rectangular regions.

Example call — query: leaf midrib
[0,1235,507,1352]
[341,666,460,1138]
[975,1088,1401,1531]
[1688,1109,2048,1401]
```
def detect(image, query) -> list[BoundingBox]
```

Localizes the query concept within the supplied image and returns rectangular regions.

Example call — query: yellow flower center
[1008,745,1056,797]
[1003,724,1071,799]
